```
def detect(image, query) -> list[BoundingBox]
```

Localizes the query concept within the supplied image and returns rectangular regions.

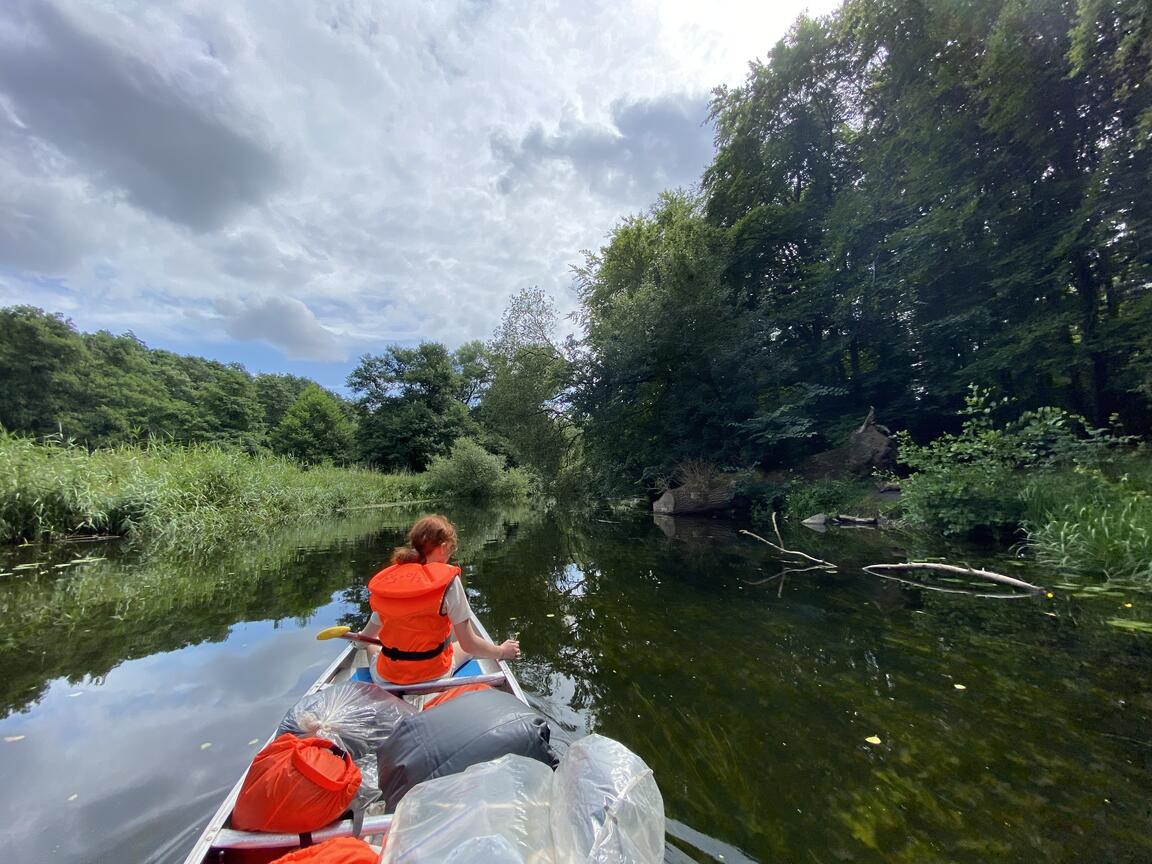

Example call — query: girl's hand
[497,639,521,661]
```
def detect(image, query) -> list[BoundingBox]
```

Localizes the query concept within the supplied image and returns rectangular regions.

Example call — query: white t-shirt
[439,576,473,625]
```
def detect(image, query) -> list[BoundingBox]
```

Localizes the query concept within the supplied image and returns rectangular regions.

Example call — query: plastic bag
[278,681,414,760]
[551,734,665,864]
[381,735,664,864]
[380,754,555,864]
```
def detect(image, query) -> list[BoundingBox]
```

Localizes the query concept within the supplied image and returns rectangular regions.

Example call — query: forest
[2,0,1150,570]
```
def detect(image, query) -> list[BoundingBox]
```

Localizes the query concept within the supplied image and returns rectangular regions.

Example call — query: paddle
[315,625,506,695]
[316,625,384,646]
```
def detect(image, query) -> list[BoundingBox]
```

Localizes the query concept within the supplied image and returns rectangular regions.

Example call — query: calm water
[0,504,1149,863]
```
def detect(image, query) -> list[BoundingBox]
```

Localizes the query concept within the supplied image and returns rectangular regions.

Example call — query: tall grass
[1021,461,1152,581]
[0,434,429,548]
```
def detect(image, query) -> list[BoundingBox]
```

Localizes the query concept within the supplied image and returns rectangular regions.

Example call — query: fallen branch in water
[739,563,829,587]
[862,562,1044,594]
[866,570,1037,599]
[739,525,837,571]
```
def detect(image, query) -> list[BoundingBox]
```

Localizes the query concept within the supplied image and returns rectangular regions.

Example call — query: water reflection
[0,504,1149,864]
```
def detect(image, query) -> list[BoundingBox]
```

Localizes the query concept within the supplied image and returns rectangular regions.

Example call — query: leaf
[1105,619,1152,634]
[865,735,882,745]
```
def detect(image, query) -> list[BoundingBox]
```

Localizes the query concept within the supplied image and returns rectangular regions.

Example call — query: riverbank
[0,435,429,548]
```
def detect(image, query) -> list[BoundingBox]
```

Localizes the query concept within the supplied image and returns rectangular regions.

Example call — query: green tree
[0,307,88,437]
[348,342,476,470]
[479,287,576,483]
[573,192,761,483]
[254,373,315,433]
[270,384,355,465]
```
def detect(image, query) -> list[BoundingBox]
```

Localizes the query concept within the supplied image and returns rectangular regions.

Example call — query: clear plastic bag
[278,681,414,760]
[353,754,381,811]
[380,755,555,864]
[551,734,665,864]
[381,735,664,864]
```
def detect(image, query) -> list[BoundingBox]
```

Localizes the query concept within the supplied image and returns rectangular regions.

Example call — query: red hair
[390,514,458,565]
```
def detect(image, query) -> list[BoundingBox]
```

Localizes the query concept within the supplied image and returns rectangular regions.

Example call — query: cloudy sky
[0,0,838,391]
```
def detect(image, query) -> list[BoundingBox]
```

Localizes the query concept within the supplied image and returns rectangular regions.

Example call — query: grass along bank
[0,434,438,548]
[896,389,1152,581]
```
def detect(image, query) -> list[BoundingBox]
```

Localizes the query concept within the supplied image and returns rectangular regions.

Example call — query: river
[0,503,1149,863]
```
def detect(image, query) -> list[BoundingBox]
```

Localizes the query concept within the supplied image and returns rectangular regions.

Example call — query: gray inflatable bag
[376,688,558,812]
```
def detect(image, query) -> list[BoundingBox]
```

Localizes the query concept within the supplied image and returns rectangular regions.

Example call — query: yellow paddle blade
[316,625,352,641]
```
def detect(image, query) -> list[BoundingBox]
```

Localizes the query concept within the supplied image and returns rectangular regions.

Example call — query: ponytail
[389,514,457,565]
[390,544,422,565]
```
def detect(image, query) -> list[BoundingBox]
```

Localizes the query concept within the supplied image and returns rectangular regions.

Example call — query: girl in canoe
[359,514,520,685]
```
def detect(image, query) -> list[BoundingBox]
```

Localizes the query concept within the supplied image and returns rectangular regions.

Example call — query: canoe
[181,613,527,864]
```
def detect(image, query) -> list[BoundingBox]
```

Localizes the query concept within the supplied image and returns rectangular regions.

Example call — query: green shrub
[896,387,1121,537]
[423,437,537,501]
[782,477,875,520]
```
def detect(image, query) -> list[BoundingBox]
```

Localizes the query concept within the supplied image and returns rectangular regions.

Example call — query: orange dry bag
[232,734,361,833]
[270,837,378,863]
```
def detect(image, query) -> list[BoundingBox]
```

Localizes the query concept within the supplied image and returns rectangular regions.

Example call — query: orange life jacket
[232,734,361,834]
[422,682,494,711]
[367,561,459,684]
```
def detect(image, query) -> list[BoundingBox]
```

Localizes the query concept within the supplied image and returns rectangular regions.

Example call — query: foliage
[0,433,427,548]
[573,0,1152,492]
[1022,456,1152,581]
[271,384,356,465]
[480,287,581,490]
[348,342,480,471]
[0,306,353,456]
[896,387,1124,536]
[781,477,878,520]
[422,437,538,501]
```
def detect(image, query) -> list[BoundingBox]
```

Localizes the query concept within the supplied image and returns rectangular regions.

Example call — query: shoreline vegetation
[0,434,533,549]
[3,2,1151,582]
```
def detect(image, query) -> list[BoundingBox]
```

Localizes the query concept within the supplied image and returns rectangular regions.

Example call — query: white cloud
[214,295,345,361]
[0,0,843,366]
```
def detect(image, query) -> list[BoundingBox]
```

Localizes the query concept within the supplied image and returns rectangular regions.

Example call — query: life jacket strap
[378,638,450,662]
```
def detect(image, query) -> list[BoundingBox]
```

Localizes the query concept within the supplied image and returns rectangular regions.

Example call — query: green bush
[423,437,537,501]
[782,477,877,520]
[896,387,1119,537]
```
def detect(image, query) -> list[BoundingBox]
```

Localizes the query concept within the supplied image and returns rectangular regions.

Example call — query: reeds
[0,433,428,548]
[1021,460,1152,581]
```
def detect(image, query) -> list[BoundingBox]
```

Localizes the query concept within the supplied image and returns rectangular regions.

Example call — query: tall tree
[0,307,88,437]
[347,342,476,470]
[271,384,355,465]
[480,287,575,481]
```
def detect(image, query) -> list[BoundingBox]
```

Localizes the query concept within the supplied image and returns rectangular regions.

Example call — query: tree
[347,342,476,470]
[270,384,355,465]
[479,287,577,482]
[254,373,315,433]
[0,307,87,437]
